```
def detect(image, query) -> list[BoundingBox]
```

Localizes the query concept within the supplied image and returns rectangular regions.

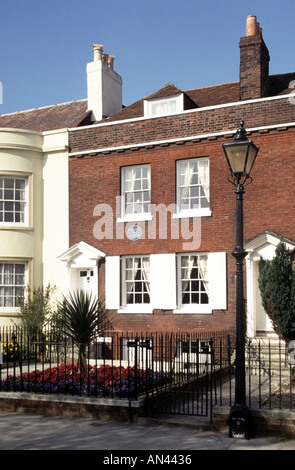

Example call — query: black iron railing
[0,327,228,401]
[1,327,294,413]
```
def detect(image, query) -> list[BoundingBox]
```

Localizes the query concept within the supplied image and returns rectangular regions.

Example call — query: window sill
[173,209,212,219]
[173,306,212,314]
[118,306,153,314]
[0,307,21,314]
[0,225,33,231]
[117,213,153,223]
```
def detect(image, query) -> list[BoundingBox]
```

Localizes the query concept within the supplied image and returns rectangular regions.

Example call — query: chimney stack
[239,15,270,100]
[87,44,122,122]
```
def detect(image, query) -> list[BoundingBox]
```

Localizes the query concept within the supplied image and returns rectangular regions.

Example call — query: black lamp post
[222,120,259,439]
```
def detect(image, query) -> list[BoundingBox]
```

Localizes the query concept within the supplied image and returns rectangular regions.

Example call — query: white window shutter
[207,252,227,310]
[150,254,176,310]
[105,256,120,309]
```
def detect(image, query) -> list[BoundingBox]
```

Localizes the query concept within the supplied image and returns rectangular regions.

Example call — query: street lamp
[222,120,259,439]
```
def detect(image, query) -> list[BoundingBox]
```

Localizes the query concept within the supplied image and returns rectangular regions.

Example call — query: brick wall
[69,96,295,155]
[68,116,295,334]
[239,35,270,100]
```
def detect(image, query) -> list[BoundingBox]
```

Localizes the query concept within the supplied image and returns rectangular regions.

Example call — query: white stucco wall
[0,127,69,326]
[42,129,69,302]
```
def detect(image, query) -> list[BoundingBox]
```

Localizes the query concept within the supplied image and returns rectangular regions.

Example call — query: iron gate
[151,338,215,419]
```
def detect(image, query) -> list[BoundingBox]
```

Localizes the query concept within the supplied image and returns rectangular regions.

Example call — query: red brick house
[66,16,295,338]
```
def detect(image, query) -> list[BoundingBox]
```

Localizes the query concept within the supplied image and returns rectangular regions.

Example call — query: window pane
[0,177,26,224]
[124,256,150,305]
[4,212,13,222]
[177,159,209,212]
[180,254,208,305]
[122,166,150,216]
[4,179,14,189]
[0,263,26,308]
[15,179,25,190]
[4,190,14,199]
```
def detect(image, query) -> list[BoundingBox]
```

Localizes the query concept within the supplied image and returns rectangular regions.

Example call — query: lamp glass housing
[223,140,259,177]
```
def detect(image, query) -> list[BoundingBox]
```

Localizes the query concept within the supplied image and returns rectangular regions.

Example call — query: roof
[105,73,295,124]
[1,71,295,132]
[0,99,91,132]
[103,81,240,123]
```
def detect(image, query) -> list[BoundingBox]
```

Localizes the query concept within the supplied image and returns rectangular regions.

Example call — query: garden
[0,362,169,398]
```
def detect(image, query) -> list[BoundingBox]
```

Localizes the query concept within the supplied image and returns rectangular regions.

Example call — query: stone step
[245,338,291,378]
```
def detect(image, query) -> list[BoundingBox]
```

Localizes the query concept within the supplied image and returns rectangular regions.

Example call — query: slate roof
[0,99,91,132]
[0,72,295,132]
[104,72,295,124]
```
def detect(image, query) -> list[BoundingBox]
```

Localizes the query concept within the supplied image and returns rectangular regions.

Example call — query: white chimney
[87,44,122,122]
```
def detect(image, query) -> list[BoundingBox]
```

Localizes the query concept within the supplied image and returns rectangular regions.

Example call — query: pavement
[0,411,295,453]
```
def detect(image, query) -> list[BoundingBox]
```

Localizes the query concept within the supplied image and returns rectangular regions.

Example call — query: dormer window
[144,93,184,117]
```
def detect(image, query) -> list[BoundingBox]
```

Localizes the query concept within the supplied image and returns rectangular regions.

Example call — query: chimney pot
[102,53,109,65]
[108,55,115,70]
[93,44,103,61]
[246,15,259,36]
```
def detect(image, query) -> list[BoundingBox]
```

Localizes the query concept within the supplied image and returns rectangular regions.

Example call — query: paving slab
[0,411,294,452]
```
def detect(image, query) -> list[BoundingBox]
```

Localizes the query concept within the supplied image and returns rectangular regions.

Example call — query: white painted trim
[105,255,120,310]
[117,214,153,223]
[150,253,176,310]
[144,93,184,117]
[58,241,105,266]
[173,251,227,314]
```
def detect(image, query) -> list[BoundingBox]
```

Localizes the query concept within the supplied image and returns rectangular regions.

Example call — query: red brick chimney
[239,15,270,100]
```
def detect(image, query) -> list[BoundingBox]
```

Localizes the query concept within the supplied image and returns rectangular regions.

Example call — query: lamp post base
[229,404,251,439]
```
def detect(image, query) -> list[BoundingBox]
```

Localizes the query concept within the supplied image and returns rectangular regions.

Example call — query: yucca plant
[57,290,107,371]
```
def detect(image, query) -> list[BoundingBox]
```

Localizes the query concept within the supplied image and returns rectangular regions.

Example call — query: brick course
[69,96,295,155]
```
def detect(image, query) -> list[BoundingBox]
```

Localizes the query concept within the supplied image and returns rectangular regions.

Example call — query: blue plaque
[127,225,142,242]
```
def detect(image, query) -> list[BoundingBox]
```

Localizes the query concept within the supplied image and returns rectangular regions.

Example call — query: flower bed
[1,342,19,362]
[0,363,170,398]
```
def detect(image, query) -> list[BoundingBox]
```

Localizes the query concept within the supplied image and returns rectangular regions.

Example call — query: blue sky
[0,0,295,115]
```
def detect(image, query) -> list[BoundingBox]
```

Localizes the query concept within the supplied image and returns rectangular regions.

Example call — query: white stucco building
[0,45,122,326]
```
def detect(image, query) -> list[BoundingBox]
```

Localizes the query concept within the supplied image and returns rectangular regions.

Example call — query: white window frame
[0,176,28,227]
[120,255,152,313]
[144,94,184,117]
[118,165,152,223]
[174,158,211,219]
[105,252,226,315]
[174,252,227,314]
[0,261,27,312]
[175,253,211,314]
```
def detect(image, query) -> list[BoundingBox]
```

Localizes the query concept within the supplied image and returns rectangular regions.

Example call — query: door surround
[245,232,295,338]
[58,241,105,297]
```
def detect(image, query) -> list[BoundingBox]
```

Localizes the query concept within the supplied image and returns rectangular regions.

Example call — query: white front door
[77,269,96,296]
